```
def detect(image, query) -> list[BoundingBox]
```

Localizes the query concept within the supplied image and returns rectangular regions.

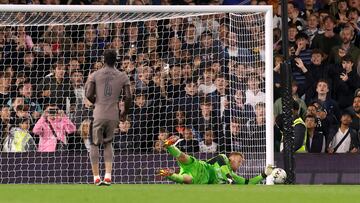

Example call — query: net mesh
[0,10,267,183]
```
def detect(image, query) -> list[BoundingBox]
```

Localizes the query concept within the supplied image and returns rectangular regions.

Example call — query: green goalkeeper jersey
[206,154,265,184]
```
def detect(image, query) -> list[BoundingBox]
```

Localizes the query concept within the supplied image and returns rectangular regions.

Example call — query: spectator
[144,20,159,38]
[305,115,327,153]
[130,93,153,151]
[97,23,110,50]
[153,140,165,153]
[83,25,98,56]
[150,67,167,102]
[0,71,12,106]
[329,26,360,64]
[158,18,184,53]
[310,79,341,124]
[307,102,331,139]
[304,14,319,46]
[120,56,135,78]
[182,24,199,55]
[328,111,359,153]
[168,110,187,136]
[114,117,136,151]
[273,54,283,99]
[225,30,252,60]
[348,0,360,11]
[9,104,33,131]
[209,74,229,118]
[166,64,185,100]
[177,127,200,153]
[288,2,305,31]
[70,71,85,108]
[293,32,312,65]
[18,52,45,85]
[198,68,216,95]
[123,23,143,59]
[231,89,255,122]
[37,60,76,111]
[165,36,184,65]
[193,99,221,142]
[242,102,266,153]
[303,0,318,19]
[348,96,360,135]
[181,63,194,81]
[13,72,28,89]
[174,79,200,121]
[245,75,265,109]
[14,26,33,52]
[145,35,161,66]
[196,31,223,65]
[67,59,81,76]
[135,65,152,94]
[191,15,220,40]
[12,81,42,120]
[0,105,10,147]
[333,55,360,109]
[347,8,360,47]
[288,24,299,51]
[295,49,332,101]
[273,3,282,29]
[2,117,36,152]
[72,96,93,130]
[157,127,169,142]
[199,130,218,153]
[311,16,342,56]
[32,104,76,152]
[78,119,91,152]
[334,0,349,26]
[279,100,307,152]
[274,81,307,119]
[218,23,229,50]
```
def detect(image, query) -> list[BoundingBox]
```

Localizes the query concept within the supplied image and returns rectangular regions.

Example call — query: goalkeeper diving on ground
[158,136,274,184]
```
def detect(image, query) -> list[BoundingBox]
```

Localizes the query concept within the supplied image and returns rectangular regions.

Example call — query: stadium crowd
[0,0,359,155]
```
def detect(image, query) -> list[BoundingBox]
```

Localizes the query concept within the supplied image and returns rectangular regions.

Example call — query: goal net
[0,5,273,184]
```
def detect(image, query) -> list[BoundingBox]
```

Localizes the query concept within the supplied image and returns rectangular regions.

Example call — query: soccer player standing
[159,136,274,184]
[85,49,132,186]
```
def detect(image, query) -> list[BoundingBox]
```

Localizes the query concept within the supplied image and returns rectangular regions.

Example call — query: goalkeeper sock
[167,174,184,184]
[167,145,182,158]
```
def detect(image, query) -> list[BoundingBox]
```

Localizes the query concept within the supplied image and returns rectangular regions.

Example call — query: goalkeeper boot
[103,178,112,186]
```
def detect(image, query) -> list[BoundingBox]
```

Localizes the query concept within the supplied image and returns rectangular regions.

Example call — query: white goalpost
[0,5,273,184]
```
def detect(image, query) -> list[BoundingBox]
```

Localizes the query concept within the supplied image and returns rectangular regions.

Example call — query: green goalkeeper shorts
[178,156,214,184]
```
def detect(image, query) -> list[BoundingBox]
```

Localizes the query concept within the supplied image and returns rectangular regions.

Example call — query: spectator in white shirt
[245,75,265,109]
[328,112,359,153]
[198,68,216,96]
[199,130,218,153]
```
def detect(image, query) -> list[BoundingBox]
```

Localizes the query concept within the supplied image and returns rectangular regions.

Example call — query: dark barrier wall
[1,152,360,184]
[275,153,360,184]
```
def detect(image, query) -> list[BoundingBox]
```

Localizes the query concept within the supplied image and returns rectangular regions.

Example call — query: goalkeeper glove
[158,168,174,177]
[264,164,276,176]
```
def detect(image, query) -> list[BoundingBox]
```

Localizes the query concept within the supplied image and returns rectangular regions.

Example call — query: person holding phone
[32,104,76,152]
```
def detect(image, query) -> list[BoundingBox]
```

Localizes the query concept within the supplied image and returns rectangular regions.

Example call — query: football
[271,168,287,184]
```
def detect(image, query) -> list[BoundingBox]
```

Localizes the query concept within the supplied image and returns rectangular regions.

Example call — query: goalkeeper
[159,136,273,184]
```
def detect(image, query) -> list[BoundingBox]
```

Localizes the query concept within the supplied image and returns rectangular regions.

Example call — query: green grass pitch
[0,184,358,203]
